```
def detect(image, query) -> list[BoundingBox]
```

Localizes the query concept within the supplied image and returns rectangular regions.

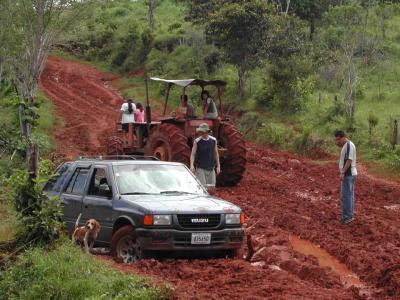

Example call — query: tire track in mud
[41,56,400,299]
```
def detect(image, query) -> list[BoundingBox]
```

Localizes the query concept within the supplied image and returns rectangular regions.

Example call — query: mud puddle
[289,235,361,288]
[289,235,376,298]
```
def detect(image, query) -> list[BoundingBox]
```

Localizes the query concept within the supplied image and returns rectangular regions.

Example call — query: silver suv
[45,157,244,263]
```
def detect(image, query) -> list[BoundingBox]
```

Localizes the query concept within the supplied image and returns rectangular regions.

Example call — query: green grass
[0,239,168,300]
[0,189,18,243]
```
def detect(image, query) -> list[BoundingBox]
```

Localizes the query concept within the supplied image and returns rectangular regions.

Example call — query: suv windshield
[114,164,206,195]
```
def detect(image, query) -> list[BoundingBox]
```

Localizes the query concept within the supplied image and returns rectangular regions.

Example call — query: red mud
[40,56,123,159]
[40,57,400,299]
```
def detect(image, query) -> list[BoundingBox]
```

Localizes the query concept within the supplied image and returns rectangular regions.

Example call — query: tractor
[106,77,246,186]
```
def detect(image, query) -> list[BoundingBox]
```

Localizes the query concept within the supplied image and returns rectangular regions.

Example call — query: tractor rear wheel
[147,124,190,165]
[107,136,124,156]
[217,123,247,186]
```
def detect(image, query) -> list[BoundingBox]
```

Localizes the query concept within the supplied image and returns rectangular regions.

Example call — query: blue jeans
[341,175,357,220]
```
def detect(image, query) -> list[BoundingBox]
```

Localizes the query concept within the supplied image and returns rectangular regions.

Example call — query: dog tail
[75,213,82,229]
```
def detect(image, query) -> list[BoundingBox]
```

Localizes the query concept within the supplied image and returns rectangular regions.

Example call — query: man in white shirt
[335,130,357,225]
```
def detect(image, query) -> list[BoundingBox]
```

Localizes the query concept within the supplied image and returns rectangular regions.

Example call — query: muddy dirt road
[40,56,123,158]
[40,57,400,299]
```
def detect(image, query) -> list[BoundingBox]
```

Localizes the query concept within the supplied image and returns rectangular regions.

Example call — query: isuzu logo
[191,218,209,223]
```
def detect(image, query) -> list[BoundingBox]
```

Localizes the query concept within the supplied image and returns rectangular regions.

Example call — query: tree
[262,14,314,111]
[206,0,272,99]
[321,2,366,129]
[0,0,92,180]
[185,0,239,24]
[290,0,332,40]
[147,0,158,31]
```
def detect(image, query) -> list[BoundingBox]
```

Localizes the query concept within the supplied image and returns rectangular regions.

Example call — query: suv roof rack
[76,155,159,161]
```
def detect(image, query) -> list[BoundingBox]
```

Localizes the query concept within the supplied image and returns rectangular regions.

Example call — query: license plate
[191,233,211,245]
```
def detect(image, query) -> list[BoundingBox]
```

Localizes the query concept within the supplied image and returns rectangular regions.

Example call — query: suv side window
[64,168,90,195]
[88,167,112,198]
[44,162,72,192]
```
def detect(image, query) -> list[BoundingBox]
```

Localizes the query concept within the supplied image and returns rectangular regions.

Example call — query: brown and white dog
[72,213,101,253]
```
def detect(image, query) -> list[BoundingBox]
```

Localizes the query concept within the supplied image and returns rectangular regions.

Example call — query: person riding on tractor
[176,94,194,119]
[107,77,246,186]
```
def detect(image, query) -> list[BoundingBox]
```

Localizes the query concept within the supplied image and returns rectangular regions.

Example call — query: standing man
[190,123,221,187]
[335,130,357,224]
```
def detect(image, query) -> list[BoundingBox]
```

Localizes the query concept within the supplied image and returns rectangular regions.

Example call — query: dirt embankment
[40,57,400,299]
[40,56,123,159]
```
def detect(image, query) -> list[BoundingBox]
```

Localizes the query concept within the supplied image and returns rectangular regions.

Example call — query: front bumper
[136,228,244,251]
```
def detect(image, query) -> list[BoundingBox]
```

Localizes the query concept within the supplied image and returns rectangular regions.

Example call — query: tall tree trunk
[381,7,386,39]
[361,0,371,58]
[148,0,156,31]
[19,104,27,136]
[309,16,315,41]
[391,120,398,150]
[344,49,357,130]
[19,94,39,179]
[284,0,290,15]
[27,143,39,181]
[0,59,3,83]
[27,95,38,179]
[238,63,246,100]
[349,89,356,130]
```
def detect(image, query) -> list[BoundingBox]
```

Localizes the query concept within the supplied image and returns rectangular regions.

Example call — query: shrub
[154,34,182,52]
[239,112,263,139]
[256,122,294,149]
[168,22,182,32]
[368,112,379,136]
[111,22,144,71]
[109,6,130,17]
[324,96,346,123]
[7,160,63,246]
[292,129,325,157]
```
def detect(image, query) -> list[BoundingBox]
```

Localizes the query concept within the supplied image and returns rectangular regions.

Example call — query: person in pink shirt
[135,103,145,123]
[135,103,145,147]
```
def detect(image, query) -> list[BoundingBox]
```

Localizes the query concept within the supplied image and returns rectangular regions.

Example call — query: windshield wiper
[120,192,157,195]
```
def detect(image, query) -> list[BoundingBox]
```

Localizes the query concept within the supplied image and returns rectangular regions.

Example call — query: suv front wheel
[111,225,142,263]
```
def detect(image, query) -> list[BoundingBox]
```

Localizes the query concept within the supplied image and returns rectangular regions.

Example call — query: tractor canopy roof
[150,77,227,87]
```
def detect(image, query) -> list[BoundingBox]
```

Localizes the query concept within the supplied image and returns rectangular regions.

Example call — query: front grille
[177,214,221,228]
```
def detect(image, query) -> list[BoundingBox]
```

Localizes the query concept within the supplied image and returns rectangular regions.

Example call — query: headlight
[153,215,172,225]
[225,213,242,224]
